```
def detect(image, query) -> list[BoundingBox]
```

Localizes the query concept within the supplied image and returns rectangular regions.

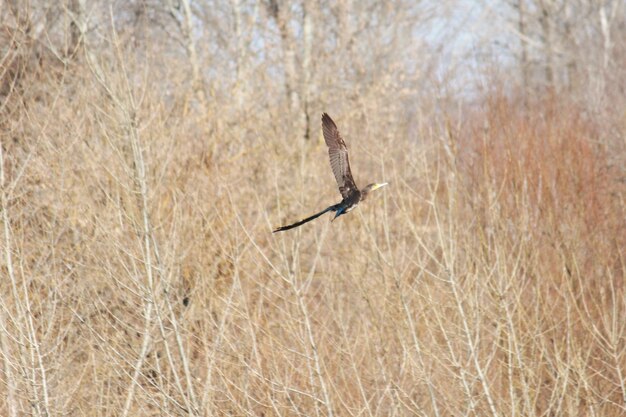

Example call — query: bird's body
[273,113,388,232]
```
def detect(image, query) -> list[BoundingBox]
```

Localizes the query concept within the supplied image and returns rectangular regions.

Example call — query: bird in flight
[273,113,388,232]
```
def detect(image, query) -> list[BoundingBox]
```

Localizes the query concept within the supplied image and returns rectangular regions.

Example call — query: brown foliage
[1,4,625,417]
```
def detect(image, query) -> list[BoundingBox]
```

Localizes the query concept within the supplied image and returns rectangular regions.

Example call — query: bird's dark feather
[321,113,358,199]
[273,205,338,232]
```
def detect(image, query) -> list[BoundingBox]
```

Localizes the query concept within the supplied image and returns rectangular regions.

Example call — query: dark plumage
[273,113,388,232]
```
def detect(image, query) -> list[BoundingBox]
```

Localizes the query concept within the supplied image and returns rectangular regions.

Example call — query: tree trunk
[539,0,554,89]
[302,1,314,140]
[180,0,207,111]
[517,0,530,100]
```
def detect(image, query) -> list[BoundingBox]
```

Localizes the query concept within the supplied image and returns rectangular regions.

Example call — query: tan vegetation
[1,1,625,416]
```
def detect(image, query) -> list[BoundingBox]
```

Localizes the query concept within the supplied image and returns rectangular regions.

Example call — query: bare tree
[2,1,624,416]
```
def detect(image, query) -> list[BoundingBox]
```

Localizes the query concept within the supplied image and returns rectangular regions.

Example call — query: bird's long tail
[273,205,338,233]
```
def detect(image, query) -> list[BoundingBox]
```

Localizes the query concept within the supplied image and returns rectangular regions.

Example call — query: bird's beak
[372,182,389,191]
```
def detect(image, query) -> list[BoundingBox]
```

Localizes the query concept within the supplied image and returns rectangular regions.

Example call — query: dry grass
[1,18,625,417]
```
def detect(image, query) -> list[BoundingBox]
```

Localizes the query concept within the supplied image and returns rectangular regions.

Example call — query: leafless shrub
[0,1,624,416]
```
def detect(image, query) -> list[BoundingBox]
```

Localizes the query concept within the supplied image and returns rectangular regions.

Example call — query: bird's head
[361,182,389,200]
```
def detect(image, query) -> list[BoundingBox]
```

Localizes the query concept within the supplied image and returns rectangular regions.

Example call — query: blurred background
[1,1,625,416]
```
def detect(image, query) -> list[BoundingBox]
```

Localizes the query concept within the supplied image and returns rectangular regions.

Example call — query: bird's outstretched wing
[321,113,358,199]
